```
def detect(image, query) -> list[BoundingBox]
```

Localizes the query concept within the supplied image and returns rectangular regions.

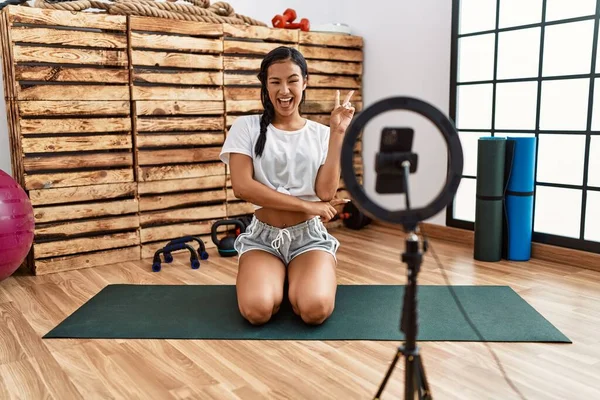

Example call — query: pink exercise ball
[0,169,34,282]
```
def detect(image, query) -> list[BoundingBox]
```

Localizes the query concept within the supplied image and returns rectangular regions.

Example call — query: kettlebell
[211,219,246,257]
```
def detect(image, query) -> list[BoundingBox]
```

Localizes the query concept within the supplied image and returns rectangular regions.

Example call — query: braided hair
[255,46,308,157]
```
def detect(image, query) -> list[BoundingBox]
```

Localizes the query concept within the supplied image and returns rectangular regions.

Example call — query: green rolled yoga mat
[43,284,570,343]
[474,137,507,261]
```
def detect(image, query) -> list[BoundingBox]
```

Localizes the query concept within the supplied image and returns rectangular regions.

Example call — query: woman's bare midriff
[254,207,317,228]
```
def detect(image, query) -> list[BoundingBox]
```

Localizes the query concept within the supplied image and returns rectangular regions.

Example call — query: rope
[30,0,267,26]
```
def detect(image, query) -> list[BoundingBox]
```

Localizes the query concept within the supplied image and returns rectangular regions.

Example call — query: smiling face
[266,59,307,119]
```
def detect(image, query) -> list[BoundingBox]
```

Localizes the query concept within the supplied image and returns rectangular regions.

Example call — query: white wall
[231,0,454,224]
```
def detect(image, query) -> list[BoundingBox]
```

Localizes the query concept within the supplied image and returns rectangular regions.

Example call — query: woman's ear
[303,75,308,90]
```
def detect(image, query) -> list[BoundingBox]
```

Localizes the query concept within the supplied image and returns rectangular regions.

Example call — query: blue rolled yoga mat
[503,137,537,261]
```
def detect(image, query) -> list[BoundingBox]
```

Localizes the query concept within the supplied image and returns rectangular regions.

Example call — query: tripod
[374,161,432,400]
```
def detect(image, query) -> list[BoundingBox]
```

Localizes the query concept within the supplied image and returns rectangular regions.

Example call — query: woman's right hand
[305,198,350,222]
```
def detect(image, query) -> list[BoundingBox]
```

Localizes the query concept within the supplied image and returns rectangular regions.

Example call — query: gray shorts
[234,216,340,265]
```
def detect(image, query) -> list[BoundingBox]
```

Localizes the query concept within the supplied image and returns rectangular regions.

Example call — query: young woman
[219,46,355,326]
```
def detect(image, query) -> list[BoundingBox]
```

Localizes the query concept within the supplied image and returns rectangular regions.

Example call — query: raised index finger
[335,90,340,107]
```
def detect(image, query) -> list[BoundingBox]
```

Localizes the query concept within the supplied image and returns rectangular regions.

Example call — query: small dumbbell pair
[272,8,310,32]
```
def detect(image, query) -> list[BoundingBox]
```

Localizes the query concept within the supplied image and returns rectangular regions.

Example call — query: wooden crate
[129,16,228,257]
[1,7,140,274]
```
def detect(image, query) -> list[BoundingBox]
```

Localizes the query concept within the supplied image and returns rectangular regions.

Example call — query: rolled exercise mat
[504,137,537,261]
[474,137,506,261]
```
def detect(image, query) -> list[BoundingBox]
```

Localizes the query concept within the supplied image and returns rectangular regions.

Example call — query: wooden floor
[0,223,599,399]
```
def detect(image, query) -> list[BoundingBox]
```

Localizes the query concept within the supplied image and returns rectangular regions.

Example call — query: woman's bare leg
[287,250,337,325]
[236,250,286,325]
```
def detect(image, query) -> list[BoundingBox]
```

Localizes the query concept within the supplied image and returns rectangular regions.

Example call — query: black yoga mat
[474,138,508,261]
[44,284,570,343]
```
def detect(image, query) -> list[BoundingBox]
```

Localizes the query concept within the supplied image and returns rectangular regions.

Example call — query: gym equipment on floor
[332,200,372,229]
[151,236,208,272]
[211,219,247,257]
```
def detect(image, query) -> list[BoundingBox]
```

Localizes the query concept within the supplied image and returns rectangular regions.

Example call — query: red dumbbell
[272,8,297,28]
[286,18,310,32]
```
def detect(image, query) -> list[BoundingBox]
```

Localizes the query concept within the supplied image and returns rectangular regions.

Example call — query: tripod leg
[405,354,416,399]
[373,347,403,400]
[415,354,432,400]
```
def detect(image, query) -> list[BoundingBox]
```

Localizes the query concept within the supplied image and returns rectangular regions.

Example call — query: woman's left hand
[329,90,356,136]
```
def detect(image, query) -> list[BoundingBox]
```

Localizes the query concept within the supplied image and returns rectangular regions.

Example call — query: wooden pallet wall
[1,6,365,274]
[129,16,227,258]
[2,7,141,274]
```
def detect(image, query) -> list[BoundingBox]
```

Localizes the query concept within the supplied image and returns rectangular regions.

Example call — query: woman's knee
[296,293,335,325]
[238,294,281,325]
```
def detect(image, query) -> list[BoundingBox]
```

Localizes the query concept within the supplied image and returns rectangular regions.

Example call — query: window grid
[447,0,600,253]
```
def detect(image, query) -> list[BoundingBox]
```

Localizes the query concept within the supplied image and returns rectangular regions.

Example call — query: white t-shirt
[219,115,330,209]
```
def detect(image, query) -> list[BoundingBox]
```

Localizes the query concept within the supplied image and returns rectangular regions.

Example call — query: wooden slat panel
[22,135,132,153]
[224,87,259,100]
[226,114,240,127]
[14,65,128,84]
[136,100,224,116]
[132,87,223,101]
[307,60,362,75]
[132,51,222,69]
[24,169,134,190]
[227,202,255,216]
[141,235,213,258]
[138,162,225,182]
[13,46,128,67]
[299,45,363,62]
[137,132,223,147]
[35,216,140,239]
[137,116,223,132]
[299,32,363,48]
[17,85,129,101]
[28,183,137,206]
[223,56,262,71]
[34,246,140,275]
[140,220,216,243]
[8,6,126,31]
[304,114,330,126]
[20,118,131,134]
[130,16,222,36]
[223,23,297,42]
[306,88,361,101]
[24,153,133,172]
[308,74,361,89]
[301,101,363,114]
[11,27,127,48]
[138,147,221,165]
[34,231,140,259]
[133,70,222,86]
[131,32,222,53]
[223,72,260,86]
[138,175,225,195]
[33,199,139,224]
[225,100,263,113]
[139,190,226,212]
[1,11,15,100]
[224,41,296,55]
[140,204,226,226]
[18,100,130,117]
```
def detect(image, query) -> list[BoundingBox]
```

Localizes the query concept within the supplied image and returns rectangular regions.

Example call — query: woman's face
[266,59,307,118]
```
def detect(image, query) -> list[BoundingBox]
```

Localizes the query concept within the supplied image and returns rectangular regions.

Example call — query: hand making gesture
[329,90,356,135]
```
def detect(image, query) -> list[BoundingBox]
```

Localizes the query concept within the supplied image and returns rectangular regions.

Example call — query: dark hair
[255,46,308,157]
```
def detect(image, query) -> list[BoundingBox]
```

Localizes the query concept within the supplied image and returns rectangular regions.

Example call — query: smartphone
[375,127,416,194]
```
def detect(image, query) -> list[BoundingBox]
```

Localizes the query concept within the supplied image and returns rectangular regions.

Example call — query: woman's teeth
[278,98,293,107]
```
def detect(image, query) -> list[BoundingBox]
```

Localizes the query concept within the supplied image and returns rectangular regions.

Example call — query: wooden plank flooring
[0,223,598,399]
